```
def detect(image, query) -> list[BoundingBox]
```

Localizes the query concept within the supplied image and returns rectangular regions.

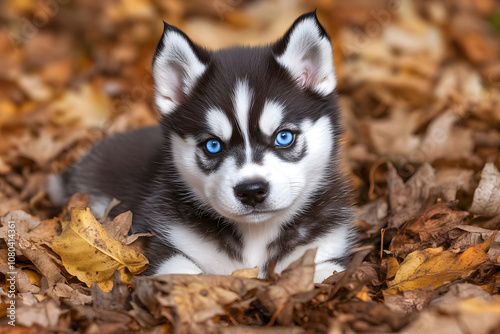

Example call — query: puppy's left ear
[153,22,210,115]
[272,12,336,96]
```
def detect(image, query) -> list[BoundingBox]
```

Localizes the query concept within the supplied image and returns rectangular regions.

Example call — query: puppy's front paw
[154,254,203,275]
[314,261,345,283]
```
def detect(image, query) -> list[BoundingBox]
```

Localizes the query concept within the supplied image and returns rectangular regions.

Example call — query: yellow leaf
[460,298,500,314]
[24,269,42,287]
[231,266,259,279]
[386,257,400,280]
[52,208,148,291]
[355,285,371,302]
[386,232,496,295]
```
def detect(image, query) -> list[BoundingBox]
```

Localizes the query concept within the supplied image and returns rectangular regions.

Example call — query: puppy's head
[153,12,341,225]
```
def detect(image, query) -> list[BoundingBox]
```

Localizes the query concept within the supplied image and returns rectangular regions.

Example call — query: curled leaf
[470,163,500,216]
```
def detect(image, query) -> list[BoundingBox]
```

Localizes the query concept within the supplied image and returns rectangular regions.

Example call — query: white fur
[273,224,352,282]
[89,195,112,219]
[154,253,203,275]
[155,220,351,282]
[259,100,284,137]
[233,80,253,162]
[236,219,283,274]
[171,134,207,203]
[162,223,243,275]
[206,108,233,141]
[153,30,207,115]
[47,174,65,206]
[155,220,281,278]
[275,17,336,95]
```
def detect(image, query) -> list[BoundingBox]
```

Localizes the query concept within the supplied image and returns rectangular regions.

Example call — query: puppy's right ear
[153,23,210,115]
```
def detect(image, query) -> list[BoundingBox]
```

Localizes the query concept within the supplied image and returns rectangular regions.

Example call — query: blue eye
[205,139,222,154]
[275,131,294,146]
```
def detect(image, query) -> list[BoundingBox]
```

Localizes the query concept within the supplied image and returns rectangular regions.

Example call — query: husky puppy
[49,12,357,283]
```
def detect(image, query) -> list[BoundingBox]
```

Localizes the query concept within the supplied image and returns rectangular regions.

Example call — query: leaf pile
[1,0,500,333]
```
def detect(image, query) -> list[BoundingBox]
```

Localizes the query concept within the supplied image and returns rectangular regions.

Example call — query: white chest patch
[161,221,283,278]
[236,220,283,275]
[154,220,352,282]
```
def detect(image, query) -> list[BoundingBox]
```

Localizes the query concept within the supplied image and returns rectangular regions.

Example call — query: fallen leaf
[431,168,474,202]
[17,299,61,328]
[384,286,434,316]
[50,84,112,129]
[52,208,148,291]
[386,232,496,295]
[0,249,40,294]
[387,163,435,229]
[389,202,470,257]
[256,249,317,325]
[470,163,500,216]
[231,266,259,279]
[101,209,153,246]
[408,111,474,163]
[386,257,399,280]
[62,192,90,222]
[399,284,500,334]
[133,273,266,332]
[17,131,72,168]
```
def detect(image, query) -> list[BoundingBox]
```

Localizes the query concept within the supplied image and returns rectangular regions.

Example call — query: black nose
[234,179,269,207]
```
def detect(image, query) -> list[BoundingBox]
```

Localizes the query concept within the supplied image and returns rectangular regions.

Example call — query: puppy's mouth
[240,208,283,215]
[230,207,288,222]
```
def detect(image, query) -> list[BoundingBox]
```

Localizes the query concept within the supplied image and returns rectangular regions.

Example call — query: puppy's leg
[153,254,203,276]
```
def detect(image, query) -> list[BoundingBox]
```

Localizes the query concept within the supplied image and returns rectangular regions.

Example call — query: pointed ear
[272,12,336,96]
[153,23,210,115]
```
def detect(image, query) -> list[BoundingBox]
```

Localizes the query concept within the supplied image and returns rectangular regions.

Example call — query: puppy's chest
[167,220,283,276]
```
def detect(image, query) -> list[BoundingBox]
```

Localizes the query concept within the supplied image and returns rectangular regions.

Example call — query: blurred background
[0,0,499,219]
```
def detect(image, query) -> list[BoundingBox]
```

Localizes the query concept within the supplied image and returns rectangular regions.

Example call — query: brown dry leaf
[384,286,435,316]
[0,210,61,242]
[389,202,470,257]
[399,284,500,334]
[52,208,149,292]
[17,236,66,289]
[355,200,388,232]
[16,74,53,102]
[62,192,91,222]
[133,273,266,332]
[101,210,153,245]
[387,162,435,228]
[17,131,73,168]
[470,163,500,216]
[256,248,316,325]
[102,210,133,243]
[431,168,474,202]
[49,84,112,129]
[408,110,473,163]
[386,232,496,295]
[0,211,65,289]
[131,249,317,331]
[448,225,498,252]
[0,249,40,294]
[16,299,61,328]
[366,108,420,157]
